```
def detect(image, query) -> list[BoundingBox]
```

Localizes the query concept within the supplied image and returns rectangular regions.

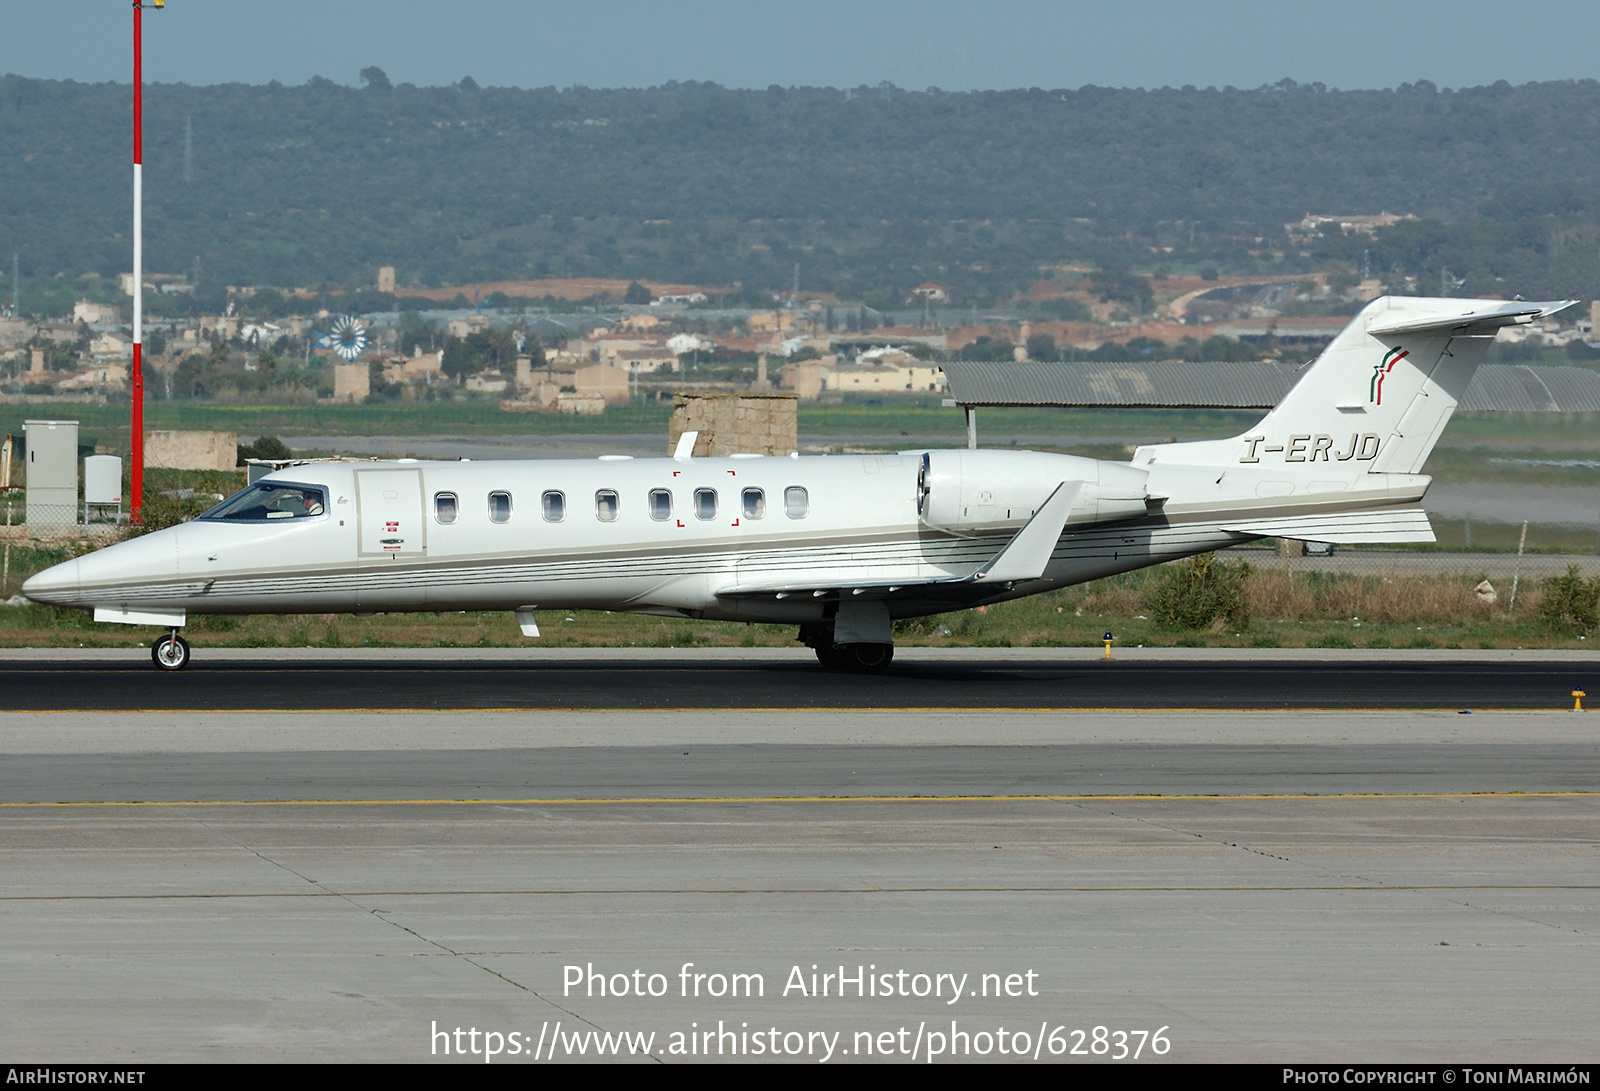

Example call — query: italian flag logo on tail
[1370,346,1408,405]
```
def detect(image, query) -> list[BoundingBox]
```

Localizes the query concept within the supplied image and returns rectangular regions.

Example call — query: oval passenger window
[648,489,673,521]
[784,486,809,519]
[488,491,512,524]
[694,488,717,520]
[434,492,459,524]
[742,488,765,519]
[542,490,566,522]
[595,490,619,522]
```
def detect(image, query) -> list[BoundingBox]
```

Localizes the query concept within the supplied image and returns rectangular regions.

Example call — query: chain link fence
[1,499,122,547]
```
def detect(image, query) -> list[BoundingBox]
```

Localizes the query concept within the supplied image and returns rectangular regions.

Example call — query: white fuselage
[23,447,1426,626]
[31,296,1578,639]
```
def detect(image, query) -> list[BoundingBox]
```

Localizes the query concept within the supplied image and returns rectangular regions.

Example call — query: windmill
[317,316,368,360]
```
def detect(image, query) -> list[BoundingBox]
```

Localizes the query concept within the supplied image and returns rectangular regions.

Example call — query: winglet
[974,481,1082,583]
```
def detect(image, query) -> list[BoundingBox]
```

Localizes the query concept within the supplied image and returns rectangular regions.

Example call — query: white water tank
[84,455,123,505]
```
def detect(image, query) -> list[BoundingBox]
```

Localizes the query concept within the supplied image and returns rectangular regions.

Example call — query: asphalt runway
[0,652,1592,710]
[4,736,1599,803]
[4,665,1597,1063]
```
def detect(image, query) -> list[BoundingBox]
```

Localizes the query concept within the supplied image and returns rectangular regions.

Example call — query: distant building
[464,372,508,394]
[73,300,120,325]
[823,364,944,394]
[89,333,129,358]
[1288,211,1410,239]
[779,359,828,400]
[386,348,443,385]
[377,266,396,293]
[611,347,679,374]
[557,393,607,415]
[573,362,631,404]
[333,362,371,403]
[668,333,714,355]
[145,430,237,472]
[912,283,948,302]
[55,362,129,392]
[240,322,286,346]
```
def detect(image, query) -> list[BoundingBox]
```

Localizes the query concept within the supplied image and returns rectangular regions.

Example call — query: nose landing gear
[151,630,191,671]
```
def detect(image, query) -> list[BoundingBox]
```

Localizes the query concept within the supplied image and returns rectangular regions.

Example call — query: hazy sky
[1,1,1597,93]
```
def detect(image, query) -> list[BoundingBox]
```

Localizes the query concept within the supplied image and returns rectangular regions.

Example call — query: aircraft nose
[21,557,80,606]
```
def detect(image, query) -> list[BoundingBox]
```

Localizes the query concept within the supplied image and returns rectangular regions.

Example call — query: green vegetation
[236,435,292,462]
[8,76,1600,304]
[1147,553,1251,630]
[1537,566,1600,635]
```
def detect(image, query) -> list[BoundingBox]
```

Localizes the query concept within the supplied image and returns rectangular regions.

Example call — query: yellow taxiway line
[0,706,1559,714]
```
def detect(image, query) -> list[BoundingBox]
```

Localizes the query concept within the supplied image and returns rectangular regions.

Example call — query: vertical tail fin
[1256,296,1576,474]
[1141,296,1575,473]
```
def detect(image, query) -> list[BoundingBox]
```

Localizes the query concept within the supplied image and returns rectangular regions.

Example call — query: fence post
[2,502,10,597]
[1508,521,1529,612]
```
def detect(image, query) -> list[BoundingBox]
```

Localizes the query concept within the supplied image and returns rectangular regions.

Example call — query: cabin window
[595,490,619,522]
[433,492,459,524]
[648,488,673,521]
[488,491,513,524]
[742,487,766,519]
[197,482,327,522]
[542,490,566,522]
[694,487,717,520]
[784,486,809,519]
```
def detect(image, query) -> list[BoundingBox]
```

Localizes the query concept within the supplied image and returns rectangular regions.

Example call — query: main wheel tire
[814,642,848,670]
[844,642,894,673]
[151,633,191,672]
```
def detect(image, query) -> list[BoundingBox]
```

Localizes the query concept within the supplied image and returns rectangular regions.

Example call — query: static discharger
[1575,690,1587,712]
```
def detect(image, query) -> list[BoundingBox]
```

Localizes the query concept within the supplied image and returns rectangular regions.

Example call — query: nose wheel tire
[151,633,191,672]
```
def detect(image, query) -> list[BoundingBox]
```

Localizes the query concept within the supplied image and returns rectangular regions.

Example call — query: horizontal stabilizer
[1219,506,1435,544]
[1365,300,1575,339]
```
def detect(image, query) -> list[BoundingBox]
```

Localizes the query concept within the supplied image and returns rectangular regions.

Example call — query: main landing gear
[151,630,191,672]
[800,624,894,673]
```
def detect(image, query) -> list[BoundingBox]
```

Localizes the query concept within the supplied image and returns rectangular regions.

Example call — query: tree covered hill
[4,74,1600,302]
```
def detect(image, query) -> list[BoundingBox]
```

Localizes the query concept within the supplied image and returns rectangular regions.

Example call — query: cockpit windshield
[197,482,328,522]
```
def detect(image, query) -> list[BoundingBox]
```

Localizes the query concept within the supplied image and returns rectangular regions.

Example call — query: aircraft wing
[1219,505,1435,544]
[717,481,1081,601]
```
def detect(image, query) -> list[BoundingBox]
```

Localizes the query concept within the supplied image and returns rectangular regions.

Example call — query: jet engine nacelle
[917,450,1151,534]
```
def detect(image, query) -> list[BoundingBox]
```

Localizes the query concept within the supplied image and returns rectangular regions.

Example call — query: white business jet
[23,295,1573,671]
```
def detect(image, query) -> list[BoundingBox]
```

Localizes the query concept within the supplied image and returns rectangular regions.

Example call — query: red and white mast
[130,1,162,524]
